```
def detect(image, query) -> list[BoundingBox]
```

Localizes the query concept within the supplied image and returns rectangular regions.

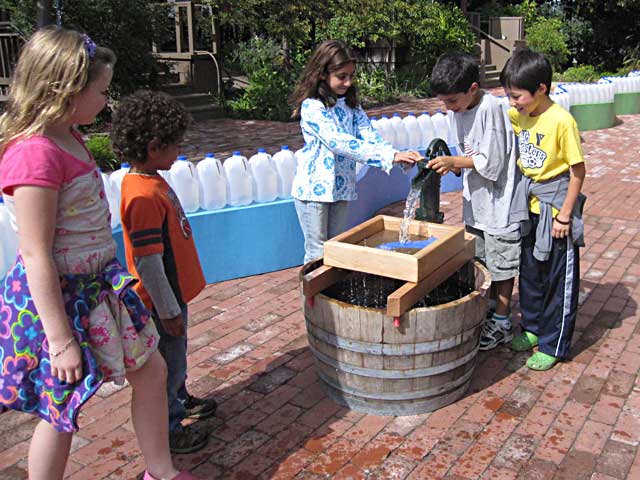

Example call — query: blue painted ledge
[112,148,463,283]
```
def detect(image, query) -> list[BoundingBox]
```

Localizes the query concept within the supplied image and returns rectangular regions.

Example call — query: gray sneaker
[479,317,513,351]
[169,422,210,454]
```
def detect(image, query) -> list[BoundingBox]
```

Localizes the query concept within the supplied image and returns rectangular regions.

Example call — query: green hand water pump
[411,138,452,223]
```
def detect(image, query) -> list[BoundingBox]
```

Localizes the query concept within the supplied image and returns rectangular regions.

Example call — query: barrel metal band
[305,317,479,355]
[308,341,479,378]
[315,365,474,401]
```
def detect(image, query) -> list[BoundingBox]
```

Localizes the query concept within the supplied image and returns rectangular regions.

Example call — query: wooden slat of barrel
[302,260,490,416]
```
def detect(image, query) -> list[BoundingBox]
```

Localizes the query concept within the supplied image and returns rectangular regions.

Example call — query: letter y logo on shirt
[536,133,545,146]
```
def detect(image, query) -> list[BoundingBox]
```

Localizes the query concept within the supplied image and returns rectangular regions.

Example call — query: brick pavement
[2,98,640,479]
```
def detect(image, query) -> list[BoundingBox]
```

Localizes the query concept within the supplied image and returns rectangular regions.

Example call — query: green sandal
[511,331,538,352]
[526,351,558,371]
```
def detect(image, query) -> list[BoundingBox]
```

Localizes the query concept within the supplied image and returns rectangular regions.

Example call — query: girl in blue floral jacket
[290,40,421,262]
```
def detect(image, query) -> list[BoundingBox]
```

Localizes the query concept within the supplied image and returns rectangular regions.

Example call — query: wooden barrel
[300,260,490,416]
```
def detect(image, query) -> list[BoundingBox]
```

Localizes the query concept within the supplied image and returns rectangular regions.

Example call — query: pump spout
[411,138,451,223]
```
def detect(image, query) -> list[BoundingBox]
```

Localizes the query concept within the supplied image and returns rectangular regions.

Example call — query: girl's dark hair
[500,48,552,95]
[111,90,190,165]
[290,40,358,118]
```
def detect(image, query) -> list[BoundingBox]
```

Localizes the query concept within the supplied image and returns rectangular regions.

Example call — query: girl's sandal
[526,351,557,371]
[143,471,202,480]
[511,331,539,352]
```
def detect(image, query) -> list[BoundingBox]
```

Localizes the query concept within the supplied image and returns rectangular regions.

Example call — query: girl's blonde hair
[0,26,116,156]
[290,39,358,118]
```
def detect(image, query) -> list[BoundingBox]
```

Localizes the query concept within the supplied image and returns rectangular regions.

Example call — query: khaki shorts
[466,225,521,282]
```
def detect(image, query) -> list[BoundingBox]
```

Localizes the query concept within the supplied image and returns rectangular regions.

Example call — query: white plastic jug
[272,145,297,199]
[0,197,19,279]
[402,112,422,150]
[431,110,449,142]
[378,114,396,146]
[390,113,409,150]
[108,162,129,228]
[224,151,254,206]
[249,148,278,203]
[170,155,200,213]
[197,153,227,210]
[109,162,129,201]
[100,170,120,229]
[417,112,435,148]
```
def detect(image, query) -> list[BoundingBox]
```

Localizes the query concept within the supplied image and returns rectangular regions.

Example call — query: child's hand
[552,216,571,239]
[161,314,185,337]
[393,151,422,165]
[427,156,456,175]
[51,339,83,384]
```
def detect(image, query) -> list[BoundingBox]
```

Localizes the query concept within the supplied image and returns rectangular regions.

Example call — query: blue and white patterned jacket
[291,97,396,202]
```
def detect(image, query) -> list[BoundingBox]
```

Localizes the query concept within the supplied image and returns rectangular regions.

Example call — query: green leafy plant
[86,134,118,172]
[526,17,569,71]
[553,65,602,83]
[227,36,298,121]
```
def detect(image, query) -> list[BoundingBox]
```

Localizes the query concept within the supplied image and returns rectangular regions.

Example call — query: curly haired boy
[111,90,217,453]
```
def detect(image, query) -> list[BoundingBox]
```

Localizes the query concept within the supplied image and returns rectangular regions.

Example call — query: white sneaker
[479,317,513,351]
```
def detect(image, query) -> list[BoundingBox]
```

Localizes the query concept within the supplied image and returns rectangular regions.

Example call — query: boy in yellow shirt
[501,49,586,370]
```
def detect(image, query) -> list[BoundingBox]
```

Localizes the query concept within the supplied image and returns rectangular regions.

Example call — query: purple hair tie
[82,34,97,58]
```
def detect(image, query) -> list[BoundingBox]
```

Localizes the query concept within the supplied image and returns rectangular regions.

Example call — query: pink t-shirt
[0,132,95,195]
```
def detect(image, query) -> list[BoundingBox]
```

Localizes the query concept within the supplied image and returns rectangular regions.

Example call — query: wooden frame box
[323,215,466,283]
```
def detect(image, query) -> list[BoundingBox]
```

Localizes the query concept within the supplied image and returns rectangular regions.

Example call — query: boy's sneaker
[184,393,217,419]
[169,422,210,454]
[479,317,513,351]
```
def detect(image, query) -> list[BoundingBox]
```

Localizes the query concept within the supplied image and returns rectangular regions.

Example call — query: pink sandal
[143,471,202,480]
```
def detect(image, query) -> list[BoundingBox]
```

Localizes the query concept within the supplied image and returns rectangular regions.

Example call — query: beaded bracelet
[50,337,76,358]
[554,215,571,226]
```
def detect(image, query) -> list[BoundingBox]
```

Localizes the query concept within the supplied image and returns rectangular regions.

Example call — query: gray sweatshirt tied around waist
[510,172,586,261]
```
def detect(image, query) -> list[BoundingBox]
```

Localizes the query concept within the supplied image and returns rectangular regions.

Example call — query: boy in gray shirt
[428,52,520,350]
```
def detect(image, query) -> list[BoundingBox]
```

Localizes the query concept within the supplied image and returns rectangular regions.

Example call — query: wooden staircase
[481,63,502,88]
[159,83,224,121]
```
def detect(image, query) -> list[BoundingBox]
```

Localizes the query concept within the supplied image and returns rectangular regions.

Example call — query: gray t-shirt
[453,92,520,235]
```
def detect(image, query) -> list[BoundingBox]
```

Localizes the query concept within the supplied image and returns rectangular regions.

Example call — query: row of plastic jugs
[103,146,298,228]
[370,111,456,151]
[0,196,19,279]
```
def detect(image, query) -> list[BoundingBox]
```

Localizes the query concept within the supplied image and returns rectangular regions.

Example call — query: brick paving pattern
[2,96,640,479]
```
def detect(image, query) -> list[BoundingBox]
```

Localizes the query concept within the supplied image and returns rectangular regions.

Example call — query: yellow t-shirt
[508,103,584,213]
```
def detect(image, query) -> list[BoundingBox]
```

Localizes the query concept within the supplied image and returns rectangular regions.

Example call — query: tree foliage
[0,0,168,97]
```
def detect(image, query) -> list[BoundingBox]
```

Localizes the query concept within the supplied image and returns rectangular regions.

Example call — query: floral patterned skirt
[0,257,158,432]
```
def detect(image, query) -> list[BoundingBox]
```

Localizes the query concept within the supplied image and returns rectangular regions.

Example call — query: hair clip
[82,34,97,58]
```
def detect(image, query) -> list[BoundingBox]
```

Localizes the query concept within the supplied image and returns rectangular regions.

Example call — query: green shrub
[526,17,569,71]
[227,36,297,121]
[86,134,118,172]
[554,65,602,83]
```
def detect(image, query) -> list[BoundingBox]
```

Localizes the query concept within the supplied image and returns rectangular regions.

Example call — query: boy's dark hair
[430,52,479,95]
[500,48,552,95]
[111,90,190,165]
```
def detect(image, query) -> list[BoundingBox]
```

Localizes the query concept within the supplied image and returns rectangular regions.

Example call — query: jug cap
[281,145,289,150]
[370,116,378,121]
[177,155,188,161]
[408,112,415,116]
[205,152,215,158]
[393,112,401,117]
[381,114,389,118]
[121,162,130,168]
[421,111,429,115]
[0,196,4,204]
[257,148,266,153]
[232,151,241,156]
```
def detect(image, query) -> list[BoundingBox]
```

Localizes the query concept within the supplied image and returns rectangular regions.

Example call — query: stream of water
[399,186,420,244]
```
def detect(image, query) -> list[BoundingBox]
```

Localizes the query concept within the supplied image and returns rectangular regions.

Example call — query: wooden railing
[152,1,221,94]
[0,22,23,101]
